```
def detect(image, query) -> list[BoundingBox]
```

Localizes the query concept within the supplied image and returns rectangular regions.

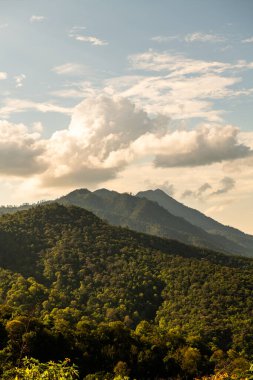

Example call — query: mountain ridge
[0,187,252,257]
[137,188,253,255]
[57,188,252,257]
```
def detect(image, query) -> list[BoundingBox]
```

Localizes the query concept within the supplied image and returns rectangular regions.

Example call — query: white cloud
[0,72,7,80]
[151,35,179,43]
[32,122,44,133]
[49,51,253,124]
[185,32,226,43]
[153,124,252,168]
[52,63,88,75]
[14,74,26,88]
[129,51,253,74]
[37,96,252,190]
[70,26,87,32]
[0,95,252,235]
[151,32,226,44]
[69,26,108,46]
[30,15,45,23]
[51,80,98,99]
[74,35,108,46]
[101,51,253,122]
[242,36,253,43]
[0,23,8,29]
[51,88,86,98]
[0,98,72,118]
[0,120,46,177]
[41,95,164,187]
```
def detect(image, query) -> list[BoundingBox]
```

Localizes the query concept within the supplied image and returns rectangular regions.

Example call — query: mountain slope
[0,187,251,257]
[0,203,253,378]
[137,189,253,257]
[0,203,252,322]
[57,188,249,256]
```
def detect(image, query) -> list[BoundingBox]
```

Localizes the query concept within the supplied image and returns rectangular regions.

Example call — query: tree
[3,357,79,380]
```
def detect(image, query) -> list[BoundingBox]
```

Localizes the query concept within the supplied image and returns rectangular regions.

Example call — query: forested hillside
[0,203,252,379]
[0,188,251,257]
[57,188,250,257]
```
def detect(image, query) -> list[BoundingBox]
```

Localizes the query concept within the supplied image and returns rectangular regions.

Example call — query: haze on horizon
[0,0,253,234]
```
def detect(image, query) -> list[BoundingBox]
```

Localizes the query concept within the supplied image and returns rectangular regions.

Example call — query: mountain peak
[66,188,91,196]
[94,188,119,199]
[152,188,173,197]
[137,188,176,202]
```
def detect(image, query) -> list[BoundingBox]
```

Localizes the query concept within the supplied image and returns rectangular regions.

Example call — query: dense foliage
[3,357,79,379]
[0,203,252,379]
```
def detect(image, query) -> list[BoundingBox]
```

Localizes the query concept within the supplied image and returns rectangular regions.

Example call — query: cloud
[184,32,226,43]
[32,122,44,133]
[242,36,253,43]
[39,96,252,191]
[197,182,212,196]
[0,96,251,191]
[103,51,253,122]
[151,35,179,43]
[42,97,252,187]
[182,182,212,199]
[0,72,7,80]
[69,26,87,32]
[158,181,175,196]
[74,35,108,46]
[30,15,45,23]
[51,81,97,99]
[129,51,253,74]
[52,63,88,75]
[182,190,194,198]
[181,177,235,200]
[14,74,26,88]
[38,96,154,187]
[154,124,252,168]
[151,32,226,44]
[69,26,108,46]
[144,180,175,196]
[51,88,87,98]
[0,23,8,29]
[211,177,235,196]
[0,121,47,177]
[0,98,72,118]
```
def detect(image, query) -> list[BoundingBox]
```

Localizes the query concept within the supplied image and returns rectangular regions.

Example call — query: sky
[0,0,253,234]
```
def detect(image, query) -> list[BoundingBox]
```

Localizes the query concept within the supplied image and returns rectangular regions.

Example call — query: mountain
[137,189,253,257]
[0,203,253,378]
[0,187,251,257]
[0,203,33,216]
[57,188,250,257]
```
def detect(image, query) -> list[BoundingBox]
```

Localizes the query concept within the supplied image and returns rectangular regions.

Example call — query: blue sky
[0,0,253,233]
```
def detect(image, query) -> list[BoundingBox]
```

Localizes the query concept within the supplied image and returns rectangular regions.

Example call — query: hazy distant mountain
[0,203,33,216]
[57,188,249,256]
[137,189,253,257]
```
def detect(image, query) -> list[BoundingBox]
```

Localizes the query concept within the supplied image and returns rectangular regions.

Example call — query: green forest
[0,204,252,379]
